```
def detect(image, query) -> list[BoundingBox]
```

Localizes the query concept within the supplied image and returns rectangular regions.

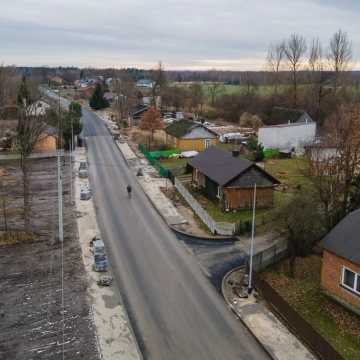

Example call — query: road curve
[83,107,269,360]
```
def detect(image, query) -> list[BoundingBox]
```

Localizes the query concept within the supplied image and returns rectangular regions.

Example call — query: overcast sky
[1,0,359,70]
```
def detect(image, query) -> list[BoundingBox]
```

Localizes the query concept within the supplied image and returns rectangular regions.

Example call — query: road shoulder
[74,147,142,360]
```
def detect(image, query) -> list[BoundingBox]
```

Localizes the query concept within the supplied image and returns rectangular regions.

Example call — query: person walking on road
[126,184,132,198]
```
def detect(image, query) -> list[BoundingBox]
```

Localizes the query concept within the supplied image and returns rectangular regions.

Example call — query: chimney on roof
[232,150,240,157]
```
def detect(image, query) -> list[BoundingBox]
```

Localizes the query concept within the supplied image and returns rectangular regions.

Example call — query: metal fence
[253,272,344,360]
[138,144,168,177]
[174,177,235,235]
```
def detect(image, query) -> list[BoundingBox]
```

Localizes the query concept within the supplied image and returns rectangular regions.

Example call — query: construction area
[0,156,99,360]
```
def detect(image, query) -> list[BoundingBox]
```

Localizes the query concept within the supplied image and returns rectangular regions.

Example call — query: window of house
[204,139,211,149]
[342,267,360,295]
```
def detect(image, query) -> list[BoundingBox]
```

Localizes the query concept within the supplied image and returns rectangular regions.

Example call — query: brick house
[188,147,279,211]
[321,209,360,315]
[165,120,218,152]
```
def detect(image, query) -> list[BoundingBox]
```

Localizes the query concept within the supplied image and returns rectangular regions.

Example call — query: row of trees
[267,29,353,115]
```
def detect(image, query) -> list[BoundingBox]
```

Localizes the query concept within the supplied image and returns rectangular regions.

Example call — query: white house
[258,122,317,153]
[27,100,51,116]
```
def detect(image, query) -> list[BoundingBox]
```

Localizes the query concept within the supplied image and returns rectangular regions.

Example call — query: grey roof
[270,107,314,125]
[165,120,217,139]
[188,146,279,187]
[323,209,360,265]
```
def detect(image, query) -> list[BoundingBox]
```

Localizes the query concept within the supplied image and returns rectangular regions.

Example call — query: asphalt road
[82,107,269,360]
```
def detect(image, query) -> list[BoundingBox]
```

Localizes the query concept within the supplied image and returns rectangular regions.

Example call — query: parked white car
[80,186,91,200]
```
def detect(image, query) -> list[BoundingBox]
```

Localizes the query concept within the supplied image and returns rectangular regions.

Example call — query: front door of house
[204,139,211,149]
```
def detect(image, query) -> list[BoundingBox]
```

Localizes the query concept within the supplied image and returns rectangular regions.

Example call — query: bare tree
[309,105,360,231]
[328,29,352,91]
[274,189,324,277]
[139,106,164,149]
[112,75,136,126]
[0,66,18,115]
[189,83,204,115]
[266,42,285,94]
[151,61,167,109]
[208,82,223,106]
[308,38,327,121]
[16,86,47,231]
[283,34,307,107]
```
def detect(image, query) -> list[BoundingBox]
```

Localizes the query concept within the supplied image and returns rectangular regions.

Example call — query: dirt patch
[0,231,35,246]
[0,157,99,360]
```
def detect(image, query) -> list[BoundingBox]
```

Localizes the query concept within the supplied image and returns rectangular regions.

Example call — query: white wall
[258,123,316,152]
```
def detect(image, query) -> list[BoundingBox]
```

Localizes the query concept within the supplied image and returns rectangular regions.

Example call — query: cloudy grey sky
[1,0,359,70]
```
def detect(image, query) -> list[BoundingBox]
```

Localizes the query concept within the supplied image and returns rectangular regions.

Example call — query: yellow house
[165,120,218,152]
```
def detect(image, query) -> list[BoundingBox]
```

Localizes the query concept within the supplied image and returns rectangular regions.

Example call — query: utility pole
[57,154,63,242]
[57,91,63,242]
[57,91,65,360]
[248,183,257,294]
[69,116,73,204]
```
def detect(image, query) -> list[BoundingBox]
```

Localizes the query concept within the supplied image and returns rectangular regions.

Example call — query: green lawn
[261,256,360,360]
[263,157,311,189]
[159,158,188,169]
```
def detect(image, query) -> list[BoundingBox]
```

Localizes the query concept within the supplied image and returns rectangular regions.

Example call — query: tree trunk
[288,255,296,278]
[22,159,31,232]
[2,198,7,232]
[292,67,297,108]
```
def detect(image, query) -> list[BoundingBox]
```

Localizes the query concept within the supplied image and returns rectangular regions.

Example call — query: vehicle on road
[92,238,108,272]
[78,160,88,178]
[94,252,108,272]
[97,275,113,286]
[80,186,91,200]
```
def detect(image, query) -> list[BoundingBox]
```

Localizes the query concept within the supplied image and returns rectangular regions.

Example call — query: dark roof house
[323,209,360,265]
[188,147,279,210]
[269,107,314,126]
[321,209,360,314]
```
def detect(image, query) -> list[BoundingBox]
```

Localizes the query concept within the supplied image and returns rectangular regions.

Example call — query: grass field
[174,82,360,103]
[261,256,360,360]
[174,82,279,100]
